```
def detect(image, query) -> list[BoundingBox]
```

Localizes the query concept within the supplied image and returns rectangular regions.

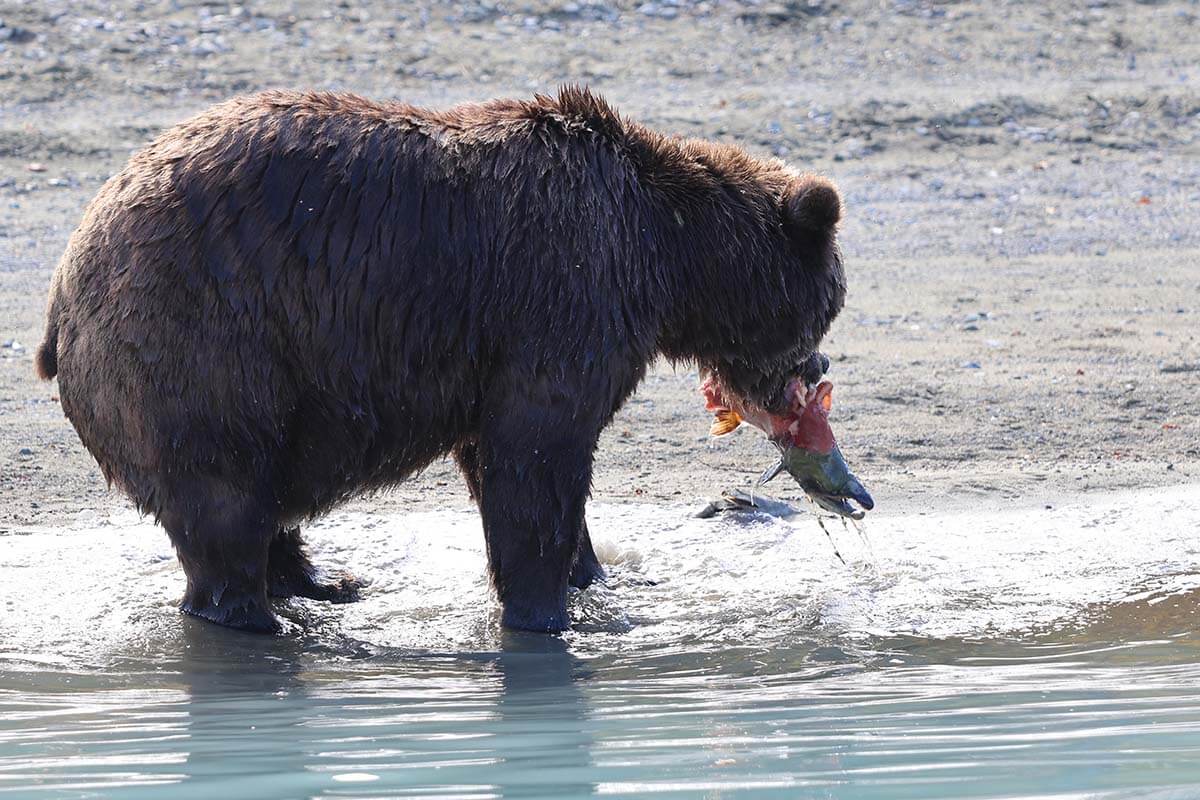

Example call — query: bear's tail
[35,295,60,380]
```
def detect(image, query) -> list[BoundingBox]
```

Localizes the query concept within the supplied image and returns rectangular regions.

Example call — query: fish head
[775,382,874,519]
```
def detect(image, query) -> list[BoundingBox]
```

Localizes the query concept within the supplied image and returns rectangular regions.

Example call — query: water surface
[3,486,1200,798]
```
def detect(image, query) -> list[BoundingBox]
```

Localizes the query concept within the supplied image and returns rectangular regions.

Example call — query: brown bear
[35,87,847,633]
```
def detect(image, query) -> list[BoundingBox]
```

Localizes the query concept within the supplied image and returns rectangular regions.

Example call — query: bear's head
[657,163,847,413]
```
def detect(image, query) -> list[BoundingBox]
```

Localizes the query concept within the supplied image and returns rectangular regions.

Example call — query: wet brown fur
[37,87,845,633]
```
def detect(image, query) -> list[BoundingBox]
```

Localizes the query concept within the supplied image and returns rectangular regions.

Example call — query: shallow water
[3,486,1200,799]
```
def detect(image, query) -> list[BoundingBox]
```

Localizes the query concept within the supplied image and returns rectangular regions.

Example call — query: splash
[1,486,1198,661]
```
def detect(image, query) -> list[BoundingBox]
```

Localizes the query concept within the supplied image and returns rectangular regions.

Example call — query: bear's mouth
[706,347,831,415]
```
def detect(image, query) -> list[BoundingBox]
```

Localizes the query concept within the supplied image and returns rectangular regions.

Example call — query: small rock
[2,339,22,350]
[961,361,982,369]
[26,162,47,173]
[18,447,34,456]
[638,2,678,18]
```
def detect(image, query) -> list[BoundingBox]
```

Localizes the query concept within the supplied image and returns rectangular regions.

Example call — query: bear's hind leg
[158,477,280,634]
[267,527,362,603]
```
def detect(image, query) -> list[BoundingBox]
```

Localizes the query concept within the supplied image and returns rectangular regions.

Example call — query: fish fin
[816,381,833,411]
[709,409,742,437]
[756,459,785,486]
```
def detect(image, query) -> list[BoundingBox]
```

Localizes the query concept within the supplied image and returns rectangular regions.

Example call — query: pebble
[961,361,982,369]
[0,21,23,43]
[18,448,34,456]
[638,3,679,19]
[2,340,23,350]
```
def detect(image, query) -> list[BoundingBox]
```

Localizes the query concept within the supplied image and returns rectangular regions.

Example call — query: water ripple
[2,486,1200,797]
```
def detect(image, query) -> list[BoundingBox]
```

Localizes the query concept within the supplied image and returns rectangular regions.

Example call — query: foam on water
[3,485,1198,659]
[2,485,1200,798]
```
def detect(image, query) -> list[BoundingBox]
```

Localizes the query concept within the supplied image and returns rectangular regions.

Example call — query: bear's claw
[181,591,281,634]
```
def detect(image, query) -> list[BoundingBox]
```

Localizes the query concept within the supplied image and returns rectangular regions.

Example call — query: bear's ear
[782,175,841,237]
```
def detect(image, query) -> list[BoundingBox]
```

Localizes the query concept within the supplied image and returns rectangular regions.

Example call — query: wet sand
[1,0,1198,527]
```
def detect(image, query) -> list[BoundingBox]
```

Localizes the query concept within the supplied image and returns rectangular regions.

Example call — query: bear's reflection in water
[166,621,594,799]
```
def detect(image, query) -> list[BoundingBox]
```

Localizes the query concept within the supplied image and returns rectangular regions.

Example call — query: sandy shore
[1,0,1197,528]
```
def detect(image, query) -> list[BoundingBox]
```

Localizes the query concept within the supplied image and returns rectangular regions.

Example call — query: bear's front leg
[267,527,363,603]
[568,520,605,590]
[475,405,596,632]
[456,439,604,592]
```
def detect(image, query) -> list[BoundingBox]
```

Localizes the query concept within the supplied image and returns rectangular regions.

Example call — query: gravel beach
[1,0,1197,527]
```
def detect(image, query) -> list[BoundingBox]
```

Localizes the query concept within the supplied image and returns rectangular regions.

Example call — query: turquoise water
[3,486,1200,798]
